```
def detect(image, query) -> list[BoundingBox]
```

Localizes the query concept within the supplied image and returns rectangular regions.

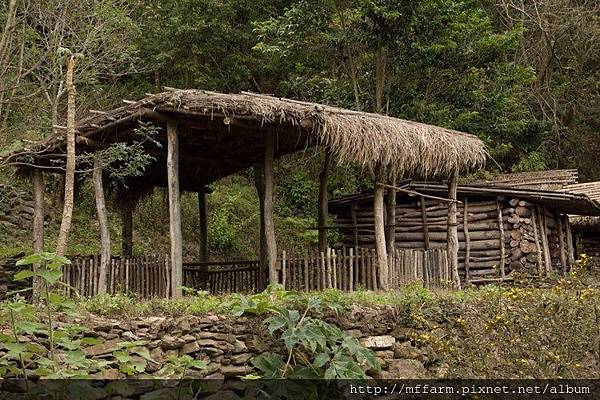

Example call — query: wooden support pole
[374,168,389,290]
[254,164,267,291]
[531,207,544,276]
[121,199,133,257]
[463,198,471,283]
[167,121,183,298]
[263,131,278,284]
[198,190,209,261]
[93,158,110,294]
[538,206,551,276]
[565,215,575,269]
[385,174,397,256]
[447,172,461,289]
[31,169,45,302]
[557,212,567,274]
[317,149,331,253]
[496,197,506,278]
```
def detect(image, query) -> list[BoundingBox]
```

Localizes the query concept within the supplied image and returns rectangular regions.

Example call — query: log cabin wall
[333,194,573,280]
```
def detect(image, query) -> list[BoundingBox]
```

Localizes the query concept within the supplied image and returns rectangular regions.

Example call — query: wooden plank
[565,215,575,269]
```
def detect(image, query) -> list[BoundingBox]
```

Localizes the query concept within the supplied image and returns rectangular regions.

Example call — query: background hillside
[0,0,598,259]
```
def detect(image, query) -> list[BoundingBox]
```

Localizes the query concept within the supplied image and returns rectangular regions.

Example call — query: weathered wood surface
[167,121,183,298]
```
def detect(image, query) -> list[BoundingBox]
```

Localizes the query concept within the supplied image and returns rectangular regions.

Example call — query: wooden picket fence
[60,255,170,298]
[277,247,450,292]
[63,247,450,297]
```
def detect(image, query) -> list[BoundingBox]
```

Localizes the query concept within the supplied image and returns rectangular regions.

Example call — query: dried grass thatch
[570,216,600,232]
[3,89,487,180]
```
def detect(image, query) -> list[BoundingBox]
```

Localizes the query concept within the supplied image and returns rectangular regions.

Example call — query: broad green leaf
[13,270,34,281]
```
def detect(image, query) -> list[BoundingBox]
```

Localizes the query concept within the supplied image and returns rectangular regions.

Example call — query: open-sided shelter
[3,89,487,295]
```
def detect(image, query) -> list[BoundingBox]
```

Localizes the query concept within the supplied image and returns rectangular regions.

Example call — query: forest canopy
[0,0,598,258]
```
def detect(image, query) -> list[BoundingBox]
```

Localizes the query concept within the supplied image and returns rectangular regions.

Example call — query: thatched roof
[469,169,578,191]
[2,90,486,189]
[570,216,600,232]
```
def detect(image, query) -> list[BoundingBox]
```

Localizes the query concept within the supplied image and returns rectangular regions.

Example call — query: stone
[360,335,395,349]
[84,338,120,356]
[204,391,240,400]
[137,317,166,329]
[182,334,196,343]
[177,318,191,332]
[122,331,139,341]
[197,339,219,347]
[232,340,247,353]
[386,359,428,379]
[161,335,185,350]
[150,347,165,362]
[181,341,200,354]
[392,341,421,360]
[205,372,225,380]
[220,365,249,377]
[231,353,252,365]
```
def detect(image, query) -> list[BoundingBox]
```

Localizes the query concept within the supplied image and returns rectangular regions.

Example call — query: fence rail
[63,247,449,297]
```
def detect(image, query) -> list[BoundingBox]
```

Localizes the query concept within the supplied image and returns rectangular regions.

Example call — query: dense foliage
[0,0,597,258]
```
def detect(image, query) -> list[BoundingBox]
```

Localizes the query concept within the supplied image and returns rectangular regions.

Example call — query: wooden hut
[329,171,600,283]
[2,89,487,295]
[570,217,600,260]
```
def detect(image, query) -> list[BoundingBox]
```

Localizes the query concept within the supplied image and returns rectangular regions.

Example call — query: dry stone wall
[0,306,445,380]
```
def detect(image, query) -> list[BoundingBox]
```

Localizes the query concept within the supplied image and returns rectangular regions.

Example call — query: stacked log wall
[335,195,573,279]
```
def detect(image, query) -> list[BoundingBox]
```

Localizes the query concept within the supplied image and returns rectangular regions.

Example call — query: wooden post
[32,169,45,302]
[565,215,575,269]
[496,197,506,278]
[93,158,110,294]
[254,164,267,290]
[374,168,389,290]
[198,190,209,261]
[531,207,544,276]
[263,132,278,285]
[557,212,567,274]
[447,172,461,289]
[167,121,183,298]
[317,149,331,253]
[463,198,471,283]
[538,206,551,276]
[121,199,133,257]
[385,175,397,256]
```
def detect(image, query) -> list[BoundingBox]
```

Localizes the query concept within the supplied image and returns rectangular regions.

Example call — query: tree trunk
[93,158,109,295]
[254,164,267,290]
[31,169,44,302]
[263,132,278,285]
[317,149,331,253]
[121,199,133,257]
[373,168,388,290]
[374,38,388,114]
[167,121,183,298]
[55,56,77,256]
[0,0,18,74]
[447,172,461,289]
